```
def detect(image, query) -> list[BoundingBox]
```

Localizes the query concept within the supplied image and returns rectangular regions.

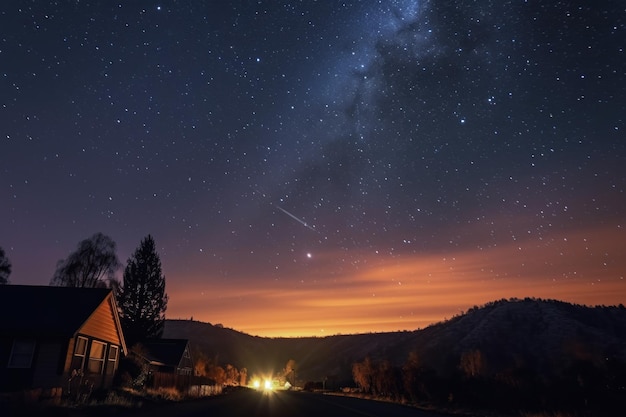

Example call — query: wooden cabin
[133,338,193,390]
[0,285,127,399]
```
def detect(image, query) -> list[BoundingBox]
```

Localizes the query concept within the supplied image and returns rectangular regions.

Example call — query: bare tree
[374,359,398,397]
[0,246,11,285]
[352,356,374,394]
[50,233,120,288]
[239,367,248,386]
[193,347,210,377]
[225,364,240,385]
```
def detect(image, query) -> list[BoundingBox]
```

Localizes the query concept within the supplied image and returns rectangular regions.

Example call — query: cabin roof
[0,285,113,338]
[137,338,190,367]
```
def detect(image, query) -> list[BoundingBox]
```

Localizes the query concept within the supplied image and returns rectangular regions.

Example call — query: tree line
[351,330,626,415]
[351,350,487,405]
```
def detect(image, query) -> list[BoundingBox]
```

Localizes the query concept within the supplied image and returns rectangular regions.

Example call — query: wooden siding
[78,295,121,345]
[63,337,76,374]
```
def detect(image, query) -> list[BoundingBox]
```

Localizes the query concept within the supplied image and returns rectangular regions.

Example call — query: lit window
[75,336,88,355]
[8,340,35,368]
[87,340,106,374]
[71,336,88,371]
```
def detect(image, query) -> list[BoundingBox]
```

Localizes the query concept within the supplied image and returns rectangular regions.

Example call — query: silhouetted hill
[163,318,413,383]
[164,298,626,386]
[393,298,626,378]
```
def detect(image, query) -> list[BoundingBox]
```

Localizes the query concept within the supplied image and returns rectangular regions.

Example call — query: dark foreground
[119,389,448,417]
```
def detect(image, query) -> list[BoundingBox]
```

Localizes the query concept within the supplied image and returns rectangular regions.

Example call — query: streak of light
[275,205,318,233]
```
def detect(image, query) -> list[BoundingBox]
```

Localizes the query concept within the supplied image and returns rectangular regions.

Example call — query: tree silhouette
[0,246,11,285]
[117,235,168,345]
[50,233,120,288]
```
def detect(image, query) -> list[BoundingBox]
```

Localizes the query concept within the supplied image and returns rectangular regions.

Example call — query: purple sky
[2,1,624,336]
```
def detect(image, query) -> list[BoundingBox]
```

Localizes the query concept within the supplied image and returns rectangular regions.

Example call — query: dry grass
[520,412,578,417]
[143,386,183,402]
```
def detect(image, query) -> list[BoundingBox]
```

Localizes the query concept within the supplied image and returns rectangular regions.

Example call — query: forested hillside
[165,298,626,415]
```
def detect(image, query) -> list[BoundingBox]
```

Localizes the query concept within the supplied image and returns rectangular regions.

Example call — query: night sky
[2,1,625,337]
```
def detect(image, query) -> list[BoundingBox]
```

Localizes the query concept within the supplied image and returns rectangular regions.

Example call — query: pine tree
[117,235,168,345]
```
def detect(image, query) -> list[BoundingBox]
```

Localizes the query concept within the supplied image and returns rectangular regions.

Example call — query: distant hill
[164,298,626,385]
[163,318,414,383]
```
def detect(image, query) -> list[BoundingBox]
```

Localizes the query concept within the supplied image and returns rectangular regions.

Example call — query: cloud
[166,223,625,337]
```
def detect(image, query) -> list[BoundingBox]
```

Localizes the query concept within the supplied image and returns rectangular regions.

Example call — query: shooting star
[275,205,318,233]
[250,185,318,233]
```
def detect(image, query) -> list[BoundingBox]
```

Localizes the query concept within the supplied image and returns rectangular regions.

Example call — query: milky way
[2,1,625,336]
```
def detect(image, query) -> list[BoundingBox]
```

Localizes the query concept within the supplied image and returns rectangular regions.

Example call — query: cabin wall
[0,338,67,393]
[32,341,65,389]
[0,336,33,391]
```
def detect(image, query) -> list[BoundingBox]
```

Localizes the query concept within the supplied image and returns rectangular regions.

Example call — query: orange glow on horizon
[166,224,625,337]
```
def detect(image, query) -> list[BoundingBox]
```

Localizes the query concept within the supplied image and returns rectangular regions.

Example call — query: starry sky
[2,1,625,337]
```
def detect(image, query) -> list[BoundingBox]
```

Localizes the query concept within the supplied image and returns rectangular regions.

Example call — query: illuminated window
[87,340,106,374]
[8,340,35,368]
[105,345,119,375]
[75,336,88,355]
[71,336,88,371]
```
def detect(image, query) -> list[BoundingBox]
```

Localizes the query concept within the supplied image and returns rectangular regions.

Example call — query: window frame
[7,339,36,368]
[87,340,107,375]
[71,335,88,371]
[105,345,119,375]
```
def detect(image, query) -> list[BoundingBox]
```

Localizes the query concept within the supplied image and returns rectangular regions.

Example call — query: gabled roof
[137,339,190,368]
[0,285,114,338]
